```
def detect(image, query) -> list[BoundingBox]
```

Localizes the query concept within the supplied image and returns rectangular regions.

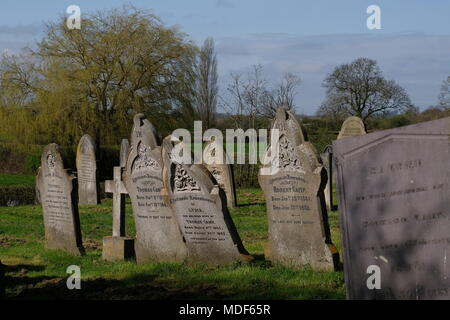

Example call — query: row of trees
[0,6,449,151]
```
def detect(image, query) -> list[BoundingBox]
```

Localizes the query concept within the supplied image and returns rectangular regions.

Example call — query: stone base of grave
[102,236,135,261]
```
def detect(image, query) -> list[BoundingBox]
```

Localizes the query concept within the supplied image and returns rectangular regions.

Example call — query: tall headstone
[258,108,338,270]
[320,145,335,211]
[102,167,134,261]
[37,143,84,255]
[124,120,187,264]
[334,117,450,299]
[161,136,252,266]
[76,134,100,205]
[337,116,366,140]
[203,137,237,208]
[130,113,159,150]
[120,139,130,168]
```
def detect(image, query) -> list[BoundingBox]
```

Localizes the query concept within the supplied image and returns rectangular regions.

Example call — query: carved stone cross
[102,166,134,261]
[105,166,128,237]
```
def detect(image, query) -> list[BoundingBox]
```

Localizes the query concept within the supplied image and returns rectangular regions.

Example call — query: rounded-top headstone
[76,134,99,205]
[337,116,366,139]
[38,143,85,255]
[120,138,130,168]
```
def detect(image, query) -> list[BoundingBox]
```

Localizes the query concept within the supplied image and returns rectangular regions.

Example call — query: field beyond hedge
[0,188,345,300]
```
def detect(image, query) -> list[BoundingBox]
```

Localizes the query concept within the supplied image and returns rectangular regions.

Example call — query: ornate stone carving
[278,135,304,173]
[174,164,200,192]
[132,142,160,172]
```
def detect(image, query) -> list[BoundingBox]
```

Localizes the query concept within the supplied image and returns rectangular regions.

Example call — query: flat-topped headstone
[37,143,84,255]
[162,136,252,266]
[76,134,100,205]
[334,117,450,299]
[130,113,159,150]
[203,138,237,208]
[124,118,187,264]
[337,116,366,140]
[259,108,338,270]
[120,139,130,168]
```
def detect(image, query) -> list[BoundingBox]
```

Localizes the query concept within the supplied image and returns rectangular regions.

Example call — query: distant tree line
[0,5,449,159]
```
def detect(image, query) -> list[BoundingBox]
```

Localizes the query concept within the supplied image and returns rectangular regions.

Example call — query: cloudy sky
[1,0,449,114]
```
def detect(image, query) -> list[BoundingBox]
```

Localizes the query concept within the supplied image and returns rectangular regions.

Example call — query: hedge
[0,185,36,206]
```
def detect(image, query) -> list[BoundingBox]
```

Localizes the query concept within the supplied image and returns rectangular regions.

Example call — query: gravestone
[259,108,338,270]
[130,113,159,150]
[334,117,450,299]
[102,167,134,261]
[76,134,100,205]
[337,116,366,140]
[37,143,84,255]
[203,137,237,208]
[124,124,187,264]
[161,136,252,266]
[320,145,335,211]
[35,167,42,204]
[120,139,130,168]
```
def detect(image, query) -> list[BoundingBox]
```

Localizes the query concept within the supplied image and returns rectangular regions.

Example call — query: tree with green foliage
[0,6,197,146]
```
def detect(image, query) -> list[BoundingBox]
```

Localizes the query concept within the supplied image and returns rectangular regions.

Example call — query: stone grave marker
[334,117,450,300]
[203,137,237,208]
[124,118,187,264]
[258,108,338,270]
[37,143,84,255]
[76,134,100,205]
[337,116,366,140]
[120,138,130,168]
[320,145,335,211]
[130,113,159,150]
[161,136,252,266]
[102,167,134,261]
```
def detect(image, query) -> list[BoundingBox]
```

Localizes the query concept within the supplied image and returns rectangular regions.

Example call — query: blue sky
[1,0,449,114]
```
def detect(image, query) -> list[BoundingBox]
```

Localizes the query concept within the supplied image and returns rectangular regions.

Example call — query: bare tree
[318,57,412,124]
[439,76,450,109]
[221,65,301,125]
[195,37,218,129]
[260,72,301,118]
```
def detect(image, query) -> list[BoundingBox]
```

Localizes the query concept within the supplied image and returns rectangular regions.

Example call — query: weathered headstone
[37,143,84,255]
[130,113,159,150]
[76,134,100,205]
[320,145,335,211]
[124,125,187,263]
[161,136,252,266]
[337,116,366,140]
[259,108,338,270]
[102,167,134,261]
[35,167,42,205]
[203,137,237,208]
[120,138,130,168]
[334,117,450,299]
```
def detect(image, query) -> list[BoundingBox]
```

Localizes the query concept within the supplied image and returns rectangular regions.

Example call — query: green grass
[0,174,35,186]
[0,188,345,300]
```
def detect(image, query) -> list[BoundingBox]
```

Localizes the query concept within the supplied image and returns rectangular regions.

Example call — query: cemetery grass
[0,188,345,300]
